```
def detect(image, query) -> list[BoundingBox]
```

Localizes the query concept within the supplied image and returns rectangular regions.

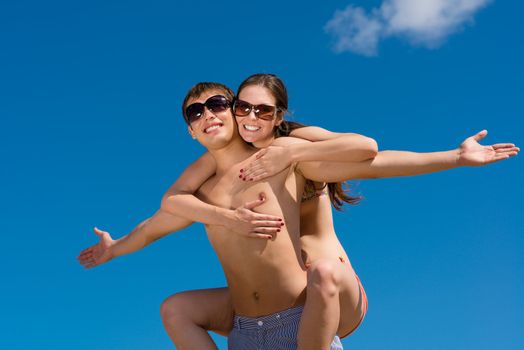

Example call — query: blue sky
[1,1,523,349]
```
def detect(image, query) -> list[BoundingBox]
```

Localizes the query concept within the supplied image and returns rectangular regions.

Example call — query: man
[79,82,375,349]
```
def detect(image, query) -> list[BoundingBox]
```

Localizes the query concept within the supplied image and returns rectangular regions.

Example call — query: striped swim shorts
[227,305,343,350]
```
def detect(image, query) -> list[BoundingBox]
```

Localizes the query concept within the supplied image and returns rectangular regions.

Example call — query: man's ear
[188,125,196,139]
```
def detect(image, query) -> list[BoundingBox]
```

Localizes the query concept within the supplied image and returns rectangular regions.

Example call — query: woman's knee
[307,259,341,296]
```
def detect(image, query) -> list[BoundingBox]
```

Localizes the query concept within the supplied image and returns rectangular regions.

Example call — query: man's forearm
[110,210,193,258]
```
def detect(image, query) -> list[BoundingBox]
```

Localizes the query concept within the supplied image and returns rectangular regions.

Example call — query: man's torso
[197,154,307,317]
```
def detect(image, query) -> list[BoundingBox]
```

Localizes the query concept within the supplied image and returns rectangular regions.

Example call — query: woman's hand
[225,193,284,240]
[457,130,519,166]
[240,146,292,182]
[77,227,116,269]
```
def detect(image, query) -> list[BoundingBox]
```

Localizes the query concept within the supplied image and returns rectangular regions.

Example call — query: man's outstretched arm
[77,210,193,269]
[77,152,218,269]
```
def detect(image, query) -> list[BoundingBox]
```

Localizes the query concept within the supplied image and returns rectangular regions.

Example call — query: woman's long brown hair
[277,120,362,210]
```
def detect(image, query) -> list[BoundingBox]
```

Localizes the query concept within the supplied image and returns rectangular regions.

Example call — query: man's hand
[240,146,292,182]
[77,227,116,269]
[458,130,519,166]
[225,193,284,240]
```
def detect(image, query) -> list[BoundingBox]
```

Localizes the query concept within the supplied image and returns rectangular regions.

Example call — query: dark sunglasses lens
[206,95,229,113]
[256,105,276,120]
[233,100,252,116]
[185,103,205,124]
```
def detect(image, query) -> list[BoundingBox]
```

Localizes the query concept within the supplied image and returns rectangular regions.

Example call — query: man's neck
[209,137,256,174]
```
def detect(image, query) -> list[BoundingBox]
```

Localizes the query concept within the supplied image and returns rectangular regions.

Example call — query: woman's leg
[297,259,343,350]
[336,261,368,338]
[160,287,233,349]
[297,258,365,350]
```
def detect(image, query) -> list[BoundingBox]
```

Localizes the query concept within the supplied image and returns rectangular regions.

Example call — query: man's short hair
[182,82,235,125]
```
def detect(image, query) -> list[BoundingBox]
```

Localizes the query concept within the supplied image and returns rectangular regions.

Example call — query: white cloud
[325,6,383,56]
[325,0,491,56]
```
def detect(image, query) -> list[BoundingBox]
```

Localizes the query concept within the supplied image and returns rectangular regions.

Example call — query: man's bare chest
[197,173,243,209]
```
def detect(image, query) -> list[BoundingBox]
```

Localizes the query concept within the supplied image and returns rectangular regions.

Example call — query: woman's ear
[275,114,284,127]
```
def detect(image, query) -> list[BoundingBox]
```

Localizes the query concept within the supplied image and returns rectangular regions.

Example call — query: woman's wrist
[287,143,305,163]
[215,207,236,228]
[450,148,463,167]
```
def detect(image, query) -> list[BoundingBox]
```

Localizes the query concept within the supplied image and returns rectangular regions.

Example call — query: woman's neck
[253,136,276,149]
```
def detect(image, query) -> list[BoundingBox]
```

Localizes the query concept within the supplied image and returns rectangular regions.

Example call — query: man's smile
[203,122,224,134]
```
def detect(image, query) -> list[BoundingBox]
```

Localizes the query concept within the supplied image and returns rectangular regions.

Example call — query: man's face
[186,90,237,150]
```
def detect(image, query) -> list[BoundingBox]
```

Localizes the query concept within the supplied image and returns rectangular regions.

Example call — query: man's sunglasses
[233,99,281,121]
[185,95,231,124]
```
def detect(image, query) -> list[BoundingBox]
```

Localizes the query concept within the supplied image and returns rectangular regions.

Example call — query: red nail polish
[240,169,244,172]
[277,229,281,232]
[238,175,242,178]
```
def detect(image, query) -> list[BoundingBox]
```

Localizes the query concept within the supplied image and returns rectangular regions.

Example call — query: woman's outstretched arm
[345,130,518,179]
[296,130,519,182]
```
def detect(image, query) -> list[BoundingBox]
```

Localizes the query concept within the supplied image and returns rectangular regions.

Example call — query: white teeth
[244,125,260,131]
[205,125,221,133]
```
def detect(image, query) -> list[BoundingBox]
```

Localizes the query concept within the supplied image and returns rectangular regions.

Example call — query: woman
[159,74,519,349]
[79,74,518,349]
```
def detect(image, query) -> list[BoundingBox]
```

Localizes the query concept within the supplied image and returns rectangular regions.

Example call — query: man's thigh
[165,287,233,336]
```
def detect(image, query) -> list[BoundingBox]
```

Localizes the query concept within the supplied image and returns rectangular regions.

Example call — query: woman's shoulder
[289,125,339,142]
[271,136,310,147]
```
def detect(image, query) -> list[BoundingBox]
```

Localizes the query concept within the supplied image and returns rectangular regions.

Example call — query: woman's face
[235,85,282,148]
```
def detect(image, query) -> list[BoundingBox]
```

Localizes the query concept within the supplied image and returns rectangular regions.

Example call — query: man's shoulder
[196,172,218,196]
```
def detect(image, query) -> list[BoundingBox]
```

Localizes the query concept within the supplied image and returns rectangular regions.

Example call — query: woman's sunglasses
[233,99,281,121]
[185,95,231,124]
